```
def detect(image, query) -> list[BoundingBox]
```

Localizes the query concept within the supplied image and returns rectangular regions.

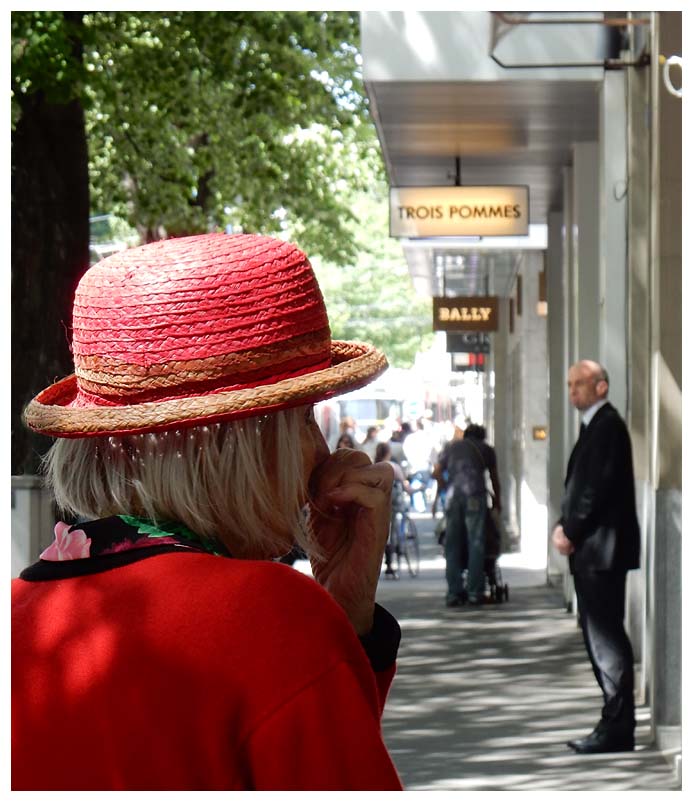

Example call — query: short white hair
[42,407,317,560]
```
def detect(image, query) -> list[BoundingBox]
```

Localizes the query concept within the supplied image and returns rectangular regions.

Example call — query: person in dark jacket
[552,359,640,755]
[438,423,501,607]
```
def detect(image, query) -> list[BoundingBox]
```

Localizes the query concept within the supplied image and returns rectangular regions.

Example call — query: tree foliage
[312,187,434,368]
[11,11,428,473]
[87,11,383,261]
[11,11,88,113]
[13,11,382,262]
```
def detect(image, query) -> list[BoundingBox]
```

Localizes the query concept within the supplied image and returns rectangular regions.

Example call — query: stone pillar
[626,15,653,705]
[599,62,644,667]
[492,291,515,539]
[572,141,601,363]
[546,211,567,584]
[598,70,628,414]
[650,10,682,756]
[517,253,548,569]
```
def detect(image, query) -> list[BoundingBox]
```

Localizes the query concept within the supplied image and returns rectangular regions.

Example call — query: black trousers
[573,570,636,734]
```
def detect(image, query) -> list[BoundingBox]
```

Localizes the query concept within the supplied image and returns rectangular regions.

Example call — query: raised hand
[307,448,394,636]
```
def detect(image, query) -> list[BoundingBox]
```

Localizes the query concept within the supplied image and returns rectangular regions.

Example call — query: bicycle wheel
[384,512,401,578]
[402,516,420,577]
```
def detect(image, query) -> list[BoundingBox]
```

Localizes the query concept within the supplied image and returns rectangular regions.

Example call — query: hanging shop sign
[446,332,491,354]
[390,185,529,238]
[433,296,499,332]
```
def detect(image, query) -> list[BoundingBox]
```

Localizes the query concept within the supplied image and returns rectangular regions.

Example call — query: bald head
[567,360,609,411]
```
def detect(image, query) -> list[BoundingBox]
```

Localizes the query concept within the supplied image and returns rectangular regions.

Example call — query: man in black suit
[552,360,640,754]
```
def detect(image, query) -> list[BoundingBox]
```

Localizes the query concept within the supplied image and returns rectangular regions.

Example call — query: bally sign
[433,296,499,332]
[390,185,529,238]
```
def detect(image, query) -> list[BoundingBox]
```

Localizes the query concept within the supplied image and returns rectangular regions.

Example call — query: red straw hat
[23,232,388,438]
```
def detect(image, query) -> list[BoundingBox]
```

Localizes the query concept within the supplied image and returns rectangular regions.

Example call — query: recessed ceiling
[367,79,599,225]
[362,10,611,297]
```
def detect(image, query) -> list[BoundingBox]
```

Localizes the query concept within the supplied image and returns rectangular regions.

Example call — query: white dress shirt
[582,398,608,428]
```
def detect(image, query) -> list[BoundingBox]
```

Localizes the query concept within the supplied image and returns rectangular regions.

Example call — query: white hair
[42,408,318,560]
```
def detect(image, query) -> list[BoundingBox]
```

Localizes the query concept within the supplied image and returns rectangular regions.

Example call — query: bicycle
[389,508,421,578]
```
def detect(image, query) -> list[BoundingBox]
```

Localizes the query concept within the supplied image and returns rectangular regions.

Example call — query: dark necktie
[579,422,586,438]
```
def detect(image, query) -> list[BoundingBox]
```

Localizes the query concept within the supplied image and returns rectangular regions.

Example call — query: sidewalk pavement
[372,512,682,792]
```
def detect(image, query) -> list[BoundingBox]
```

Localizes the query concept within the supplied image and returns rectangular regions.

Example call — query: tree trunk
[11,90,90,475]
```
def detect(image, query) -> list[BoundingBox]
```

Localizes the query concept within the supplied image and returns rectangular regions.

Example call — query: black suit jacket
[560,402,640,574]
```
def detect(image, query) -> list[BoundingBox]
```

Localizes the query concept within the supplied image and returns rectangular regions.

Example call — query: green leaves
[13,10,373,256]
[80,11,371,252]
[11,11,88,117]
[312,186,434,367]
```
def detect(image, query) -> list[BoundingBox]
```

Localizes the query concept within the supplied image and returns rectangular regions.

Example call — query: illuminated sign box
[390,186,529,238]
[433,296,499,332]
[446,332,491,354]
[452,352,486,372]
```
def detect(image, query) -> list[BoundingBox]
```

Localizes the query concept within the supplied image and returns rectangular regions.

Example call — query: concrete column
[562,166,578,445]
[626,15,653,699]
[559,168,577,610]
[599,51,644,669]
[517,253,548,569]
[572,142,601,363]
[598,71,628,413]
[546,211,567,583]
[649,10,682,755]
[483,256,496,434]
[492,293,516,540]
[509,306,523,547]
[564,139,602,611]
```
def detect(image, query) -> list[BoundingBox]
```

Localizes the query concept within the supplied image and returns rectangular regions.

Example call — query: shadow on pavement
[374,513,681,791]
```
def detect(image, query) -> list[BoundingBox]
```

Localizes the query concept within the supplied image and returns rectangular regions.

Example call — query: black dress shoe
[567,729,634,754]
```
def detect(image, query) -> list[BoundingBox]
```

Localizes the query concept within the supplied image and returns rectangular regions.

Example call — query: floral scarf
[40,516,228,561]
[20,516,229,582]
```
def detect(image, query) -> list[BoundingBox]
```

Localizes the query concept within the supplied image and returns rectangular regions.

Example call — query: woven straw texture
[24,233,387,437]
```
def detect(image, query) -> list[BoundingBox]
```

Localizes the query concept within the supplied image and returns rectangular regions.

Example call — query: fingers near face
[309,448,394,502]
[351,460,395,491]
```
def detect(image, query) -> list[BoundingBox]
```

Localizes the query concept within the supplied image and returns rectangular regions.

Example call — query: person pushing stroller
[437,424,502,607]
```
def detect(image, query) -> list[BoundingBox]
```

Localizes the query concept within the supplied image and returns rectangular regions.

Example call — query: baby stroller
[482,509,509,602]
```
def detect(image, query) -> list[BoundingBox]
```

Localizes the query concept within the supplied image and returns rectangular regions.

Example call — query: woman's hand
[308,448,394,636]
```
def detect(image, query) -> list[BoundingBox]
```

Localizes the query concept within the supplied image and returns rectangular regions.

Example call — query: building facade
[361,9,681,762]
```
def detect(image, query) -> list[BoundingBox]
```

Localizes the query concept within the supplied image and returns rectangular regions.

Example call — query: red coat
[12,551,402,790]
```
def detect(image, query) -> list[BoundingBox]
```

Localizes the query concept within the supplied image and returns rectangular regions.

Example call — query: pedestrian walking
[375,441,411,577]
[438,423,501,606]
[552,359,640,754]
[402,418,437,512]
[360,425,380,461]
[336,431,358,450]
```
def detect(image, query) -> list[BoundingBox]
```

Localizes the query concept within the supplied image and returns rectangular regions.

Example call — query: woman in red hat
[13,233,403,791]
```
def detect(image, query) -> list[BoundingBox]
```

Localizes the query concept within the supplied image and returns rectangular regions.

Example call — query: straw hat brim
[24,341,388,438]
